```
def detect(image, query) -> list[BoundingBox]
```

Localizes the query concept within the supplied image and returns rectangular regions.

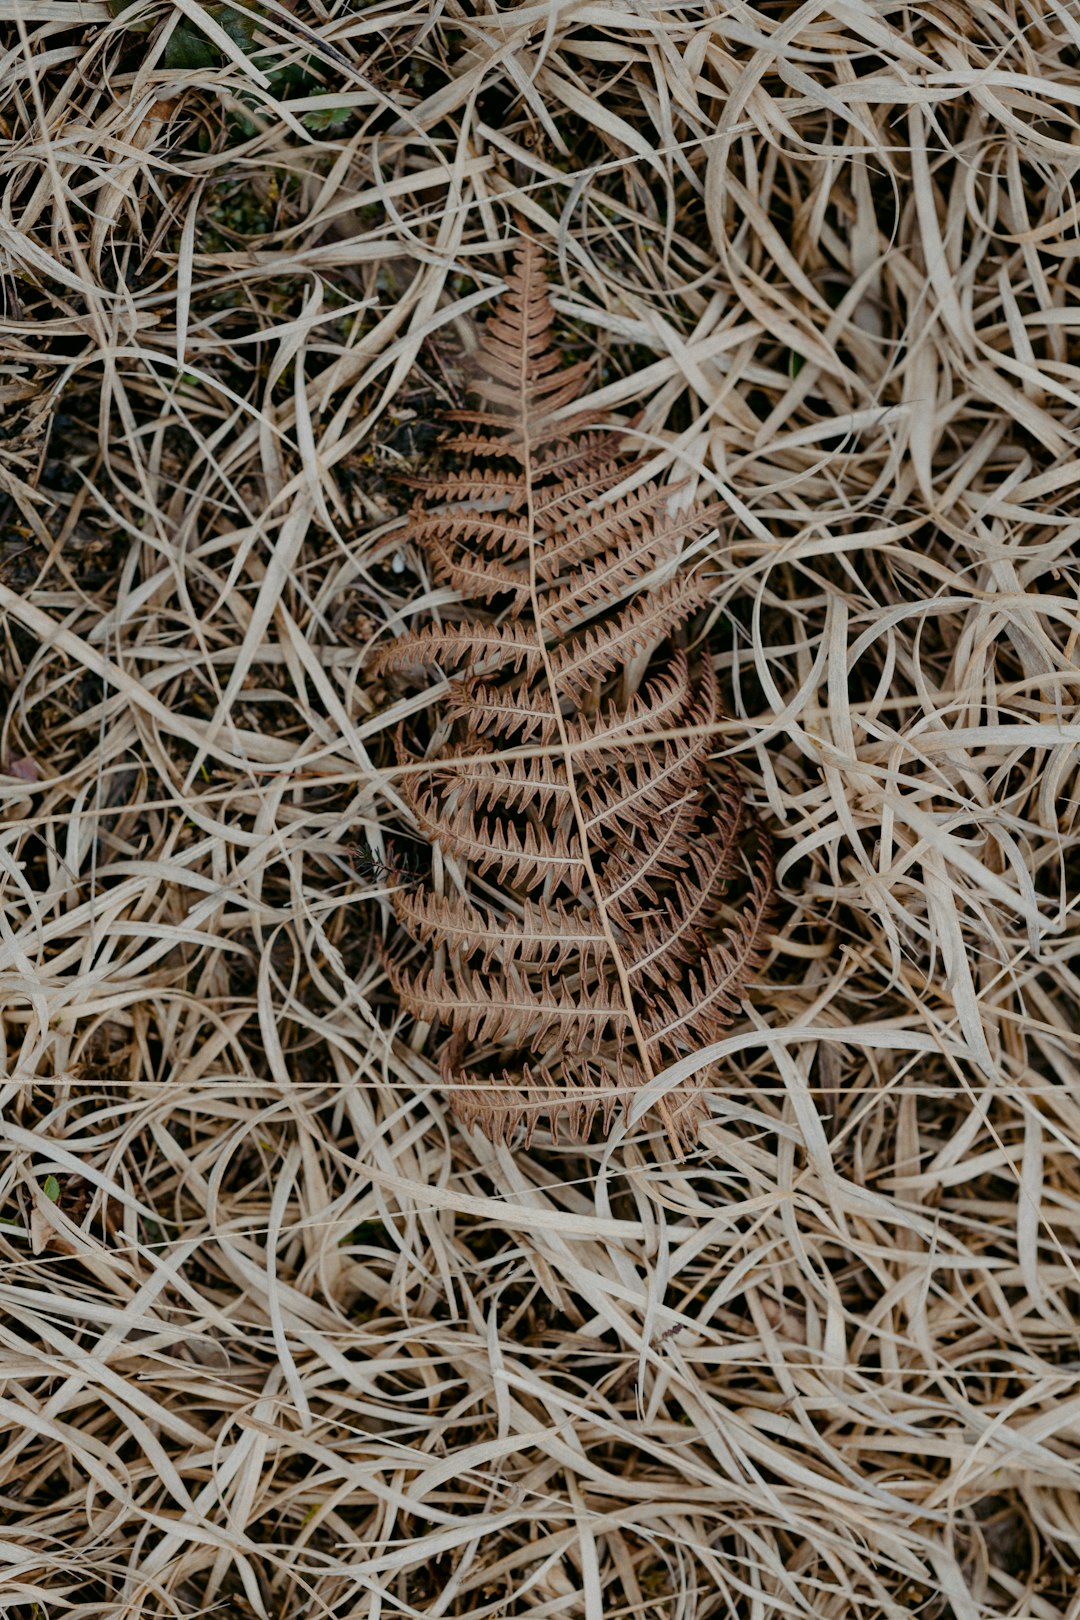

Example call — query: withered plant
[369,240,772,1150]
[7,1,1080,1609]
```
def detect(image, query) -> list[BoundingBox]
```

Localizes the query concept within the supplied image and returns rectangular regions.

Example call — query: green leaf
[163,20,222,69]
[788,350,804,379]
[256,53,315,93]
[43,1174,60,1204]
[219,5,261,53]
[303,101,354,132]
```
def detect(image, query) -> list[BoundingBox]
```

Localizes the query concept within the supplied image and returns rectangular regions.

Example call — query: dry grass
[3,0,1080,1615]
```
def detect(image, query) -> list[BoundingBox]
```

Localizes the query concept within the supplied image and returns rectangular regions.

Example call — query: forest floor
[2,2,1080,1616]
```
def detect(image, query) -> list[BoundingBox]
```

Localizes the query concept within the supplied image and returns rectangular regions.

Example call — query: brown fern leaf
[370,237,772,1152]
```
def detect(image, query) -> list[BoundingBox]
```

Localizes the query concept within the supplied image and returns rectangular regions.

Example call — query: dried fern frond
[369,239,772,1151]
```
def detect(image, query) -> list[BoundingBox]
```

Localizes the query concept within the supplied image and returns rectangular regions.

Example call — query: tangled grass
[3,0,1080,1614]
